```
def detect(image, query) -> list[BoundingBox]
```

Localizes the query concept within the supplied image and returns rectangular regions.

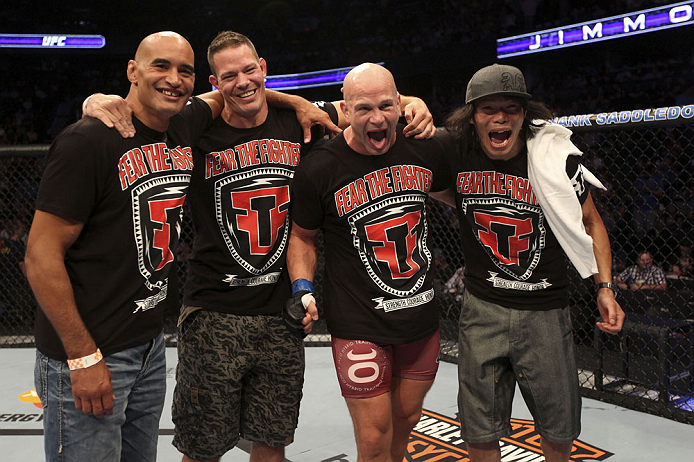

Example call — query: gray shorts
[172,308,305,460]
[457,291,581,444]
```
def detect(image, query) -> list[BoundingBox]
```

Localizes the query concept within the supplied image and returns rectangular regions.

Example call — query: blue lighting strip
[497,1,694,58]
[265,63,384,91]
[0,34,106,49]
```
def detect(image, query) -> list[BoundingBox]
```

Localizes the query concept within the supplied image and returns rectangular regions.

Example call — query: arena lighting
[497,1,694,58]
[264,63,384,91]
[0,34,105,49]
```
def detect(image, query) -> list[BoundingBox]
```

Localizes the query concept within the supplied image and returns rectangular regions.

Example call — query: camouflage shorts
[172,308,305,460]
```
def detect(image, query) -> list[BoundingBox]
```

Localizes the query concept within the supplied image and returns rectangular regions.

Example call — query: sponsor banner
[0,34,105,49]
[497,2,694,58]
[406,410,612,461]
[554,105,694,131]
[0,390,44,433]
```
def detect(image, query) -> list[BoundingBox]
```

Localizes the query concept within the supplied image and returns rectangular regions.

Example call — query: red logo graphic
[216,169,293,274]
[349,196,430,297]
[131,176,189,290]
[364,211,421,279]
[149,197,186,270]
[463,198,544,281]
[473,212,533,266]
[231,186,290,256]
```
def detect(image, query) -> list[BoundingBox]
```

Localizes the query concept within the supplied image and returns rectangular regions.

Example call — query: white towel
[526,122,606,278]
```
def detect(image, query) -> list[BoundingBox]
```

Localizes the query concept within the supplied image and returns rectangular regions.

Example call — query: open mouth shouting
[489,129,511,148]
[367,128,389,150]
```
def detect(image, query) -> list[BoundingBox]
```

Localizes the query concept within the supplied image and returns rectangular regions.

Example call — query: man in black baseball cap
[464,63,532,104]
[441,64,624,462]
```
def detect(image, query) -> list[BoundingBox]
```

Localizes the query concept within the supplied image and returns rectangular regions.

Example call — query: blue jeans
[34,332,167,462]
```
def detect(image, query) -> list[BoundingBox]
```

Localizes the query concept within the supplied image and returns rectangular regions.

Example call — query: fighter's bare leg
[389,377,434,462]
[181,455,218,462]
[466,441,501,462]
[250,442,285,462]
[466,438,572,462]
[179,442,284,462]
[345,392,393,462]
[540,438,572,462]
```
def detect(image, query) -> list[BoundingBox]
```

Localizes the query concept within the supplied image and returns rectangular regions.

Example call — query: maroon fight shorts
[331,330,440,398]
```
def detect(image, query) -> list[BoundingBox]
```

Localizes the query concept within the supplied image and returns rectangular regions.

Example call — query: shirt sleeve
[429,131,454,192]
[291,157,324,230]
[313,101,338,124]
[566,155,589,205]
[304,101,340,151]
[170,97,214,145]
[435,128,462,189]
[35,128,103,224]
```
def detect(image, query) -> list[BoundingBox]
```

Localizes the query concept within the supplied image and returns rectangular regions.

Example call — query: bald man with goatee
[25,31,215,462]
[286,63,451,462]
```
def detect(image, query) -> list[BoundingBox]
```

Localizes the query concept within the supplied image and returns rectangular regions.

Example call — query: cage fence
[1,108,693,424]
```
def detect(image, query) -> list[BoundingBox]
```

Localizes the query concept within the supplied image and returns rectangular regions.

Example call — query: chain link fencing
[0,147,46,347]
[1,106,693,424]
[560,108,694,425]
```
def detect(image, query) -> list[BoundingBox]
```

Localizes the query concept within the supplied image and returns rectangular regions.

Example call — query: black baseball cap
[465,64,532,104]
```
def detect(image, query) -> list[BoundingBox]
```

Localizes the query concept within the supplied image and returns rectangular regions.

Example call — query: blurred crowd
[3,0,692,145]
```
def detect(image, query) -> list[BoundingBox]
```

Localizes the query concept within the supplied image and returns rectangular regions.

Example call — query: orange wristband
[67,349,103,371]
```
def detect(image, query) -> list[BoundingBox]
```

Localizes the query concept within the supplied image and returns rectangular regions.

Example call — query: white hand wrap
[301,293,316,310]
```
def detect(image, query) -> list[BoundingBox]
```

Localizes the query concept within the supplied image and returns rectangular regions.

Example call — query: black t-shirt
[34,100,212,360]
[183,104,338,315]
[441,130,589,311]
[292,126,450,344]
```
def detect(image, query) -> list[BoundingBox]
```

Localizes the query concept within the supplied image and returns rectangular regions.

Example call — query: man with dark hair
[286,63,450,462]
[85,31,435,462]
[25,31,213,462]
[441,64,624,462]
[206,30,259,73]
[170,30,339,462]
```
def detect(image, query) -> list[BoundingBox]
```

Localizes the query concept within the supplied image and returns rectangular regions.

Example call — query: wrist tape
[291,278,314,295]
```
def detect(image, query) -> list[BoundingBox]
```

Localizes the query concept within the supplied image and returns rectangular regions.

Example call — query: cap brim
[466,91,532,104]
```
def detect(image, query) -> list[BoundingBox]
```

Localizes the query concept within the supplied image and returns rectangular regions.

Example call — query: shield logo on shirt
[462,197,544,280]
[215,168,292,274]
[131,174,190,290]
[348,195,430,297]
